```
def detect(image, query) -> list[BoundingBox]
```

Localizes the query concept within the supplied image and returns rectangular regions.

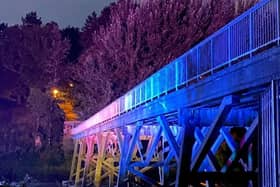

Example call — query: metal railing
[72,0,280,136]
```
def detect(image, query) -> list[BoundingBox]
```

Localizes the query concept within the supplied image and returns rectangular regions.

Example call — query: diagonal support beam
[126,122,142,164]
[136,139,144,162]
[69,140,79,181]
[117,133,130,186]
[75,141,85,185]
[157,115,180,160]
[115,129,123,154]
[221,115,258,172]
[176,109,196,187]
[220,127,238,153]
[191,95,239,171]
[144,126,162,164]
[129,167,162,187]
[195,128,221,171]
[118,122,142,186]
[165,127,184,165]
[94,133,108,187]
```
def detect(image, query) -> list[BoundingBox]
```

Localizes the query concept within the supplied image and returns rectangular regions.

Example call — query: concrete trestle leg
[261,80,280,187]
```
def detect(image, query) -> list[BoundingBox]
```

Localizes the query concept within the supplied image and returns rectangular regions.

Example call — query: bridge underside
[70,46,280,187]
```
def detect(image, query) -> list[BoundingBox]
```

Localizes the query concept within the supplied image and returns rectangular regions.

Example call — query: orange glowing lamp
[52,89,59,98]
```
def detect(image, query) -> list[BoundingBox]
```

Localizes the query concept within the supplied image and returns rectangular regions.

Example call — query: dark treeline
[0,12,68,180]
[0,0,257,181]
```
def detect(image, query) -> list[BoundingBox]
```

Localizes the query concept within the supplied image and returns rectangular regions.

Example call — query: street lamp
[52,88,59,98]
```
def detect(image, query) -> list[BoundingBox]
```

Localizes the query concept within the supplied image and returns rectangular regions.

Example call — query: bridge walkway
[70,0,280,186]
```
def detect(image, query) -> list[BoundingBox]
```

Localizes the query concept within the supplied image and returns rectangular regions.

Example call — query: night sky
[0,0,115,28]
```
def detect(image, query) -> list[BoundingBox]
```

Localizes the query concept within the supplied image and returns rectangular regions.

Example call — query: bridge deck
[73,46,280,139]
[72,0,280,139]
[69,0,280,186]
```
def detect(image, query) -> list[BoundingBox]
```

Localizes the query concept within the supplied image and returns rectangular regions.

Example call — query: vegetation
[0,12,69,181]
[0,0,258,182]
[68,0,258,119]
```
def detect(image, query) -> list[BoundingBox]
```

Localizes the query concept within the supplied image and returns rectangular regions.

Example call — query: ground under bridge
[69,0,280,186]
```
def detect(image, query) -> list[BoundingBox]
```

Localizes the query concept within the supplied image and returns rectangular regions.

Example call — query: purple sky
[0,0,115,28]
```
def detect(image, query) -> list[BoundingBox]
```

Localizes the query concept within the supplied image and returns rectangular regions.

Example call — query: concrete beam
[191,95,238,171]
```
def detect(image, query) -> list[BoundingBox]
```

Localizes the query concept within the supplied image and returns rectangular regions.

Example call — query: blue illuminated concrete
[70,1,280,186]
[186,46,280,107]
[73,46,280,139]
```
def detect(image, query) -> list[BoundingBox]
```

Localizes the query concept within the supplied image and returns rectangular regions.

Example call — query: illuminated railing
[72,0,280,136]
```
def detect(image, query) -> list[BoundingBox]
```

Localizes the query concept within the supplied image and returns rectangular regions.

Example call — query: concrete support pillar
[117,127,132,187]
[107,157,114,187]
[175,109,195,187]
[75,140,85,186]
[69,140,79,181]
[261,80,280,187]
[82,137,94,186]
[94,133,108,187]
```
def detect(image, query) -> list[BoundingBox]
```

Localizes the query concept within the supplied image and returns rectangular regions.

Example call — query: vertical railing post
[138,85,141,107]
[276,0,280,45]
[196,48,199,80]
[249,11,253,57]
[164,68,167,94]
[175,60,179,90]
[151,77,154,99]
[135,87,137,107]
[186,54,188,85]
[210,39,214,74]
[228,26,231,66]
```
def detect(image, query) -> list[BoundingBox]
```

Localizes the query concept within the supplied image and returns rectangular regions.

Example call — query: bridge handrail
[72,0,279,136]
